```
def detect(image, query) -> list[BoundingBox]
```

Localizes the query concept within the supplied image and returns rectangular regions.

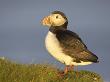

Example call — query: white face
[42,14,66,27]
[50,14,66,26]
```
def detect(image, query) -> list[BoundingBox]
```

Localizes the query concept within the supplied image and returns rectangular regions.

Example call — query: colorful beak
[41,16,51,27]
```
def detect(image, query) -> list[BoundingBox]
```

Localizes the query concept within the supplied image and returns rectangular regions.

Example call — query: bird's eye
[56,16,58,19]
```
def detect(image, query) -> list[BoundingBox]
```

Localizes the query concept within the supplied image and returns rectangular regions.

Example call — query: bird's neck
[49,26,67,34]
[49,23,68,34]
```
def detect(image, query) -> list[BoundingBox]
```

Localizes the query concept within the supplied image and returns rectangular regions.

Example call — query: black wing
[56,30,98,62]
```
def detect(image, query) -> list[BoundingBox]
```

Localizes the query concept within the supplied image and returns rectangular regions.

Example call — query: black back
[50,28,98,63]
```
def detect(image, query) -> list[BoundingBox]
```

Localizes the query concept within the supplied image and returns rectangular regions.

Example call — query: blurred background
[0,0,110,82]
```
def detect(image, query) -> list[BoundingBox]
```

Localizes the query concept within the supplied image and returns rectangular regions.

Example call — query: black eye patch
[56,16,59,18]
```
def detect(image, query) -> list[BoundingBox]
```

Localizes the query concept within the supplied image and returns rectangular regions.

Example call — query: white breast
[45,31,73,65]
[45,31,92,66]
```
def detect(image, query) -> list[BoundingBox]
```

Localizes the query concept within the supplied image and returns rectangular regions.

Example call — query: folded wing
[56,30,98,63]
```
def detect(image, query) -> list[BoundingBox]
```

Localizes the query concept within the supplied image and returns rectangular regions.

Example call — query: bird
[41,11,99,75]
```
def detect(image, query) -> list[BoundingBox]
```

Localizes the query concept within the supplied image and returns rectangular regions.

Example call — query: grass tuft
[0,58,103,82]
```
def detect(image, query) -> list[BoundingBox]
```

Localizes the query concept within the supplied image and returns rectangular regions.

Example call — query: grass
[0,58,103,82]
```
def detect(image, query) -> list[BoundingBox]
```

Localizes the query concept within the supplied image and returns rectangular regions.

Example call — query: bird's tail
[79,50,99,63]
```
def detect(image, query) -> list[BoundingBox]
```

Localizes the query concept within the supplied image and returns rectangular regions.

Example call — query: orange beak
[41,16,51,27]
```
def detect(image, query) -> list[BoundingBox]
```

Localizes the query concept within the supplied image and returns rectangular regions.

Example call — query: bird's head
[41,11,68,29]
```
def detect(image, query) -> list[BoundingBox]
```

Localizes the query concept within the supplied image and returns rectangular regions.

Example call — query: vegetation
[0,58,103,82]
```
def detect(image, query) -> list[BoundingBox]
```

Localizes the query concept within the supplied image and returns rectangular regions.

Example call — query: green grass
[0,58,103,82]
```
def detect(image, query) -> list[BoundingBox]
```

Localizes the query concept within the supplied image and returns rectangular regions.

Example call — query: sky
[0,0,110,81]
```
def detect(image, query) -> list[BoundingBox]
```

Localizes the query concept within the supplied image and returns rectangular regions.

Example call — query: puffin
[41,11,98,75]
